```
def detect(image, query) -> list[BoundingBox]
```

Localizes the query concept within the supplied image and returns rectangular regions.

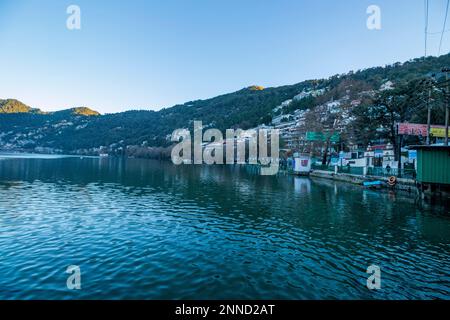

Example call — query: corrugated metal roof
[410,145,450,151]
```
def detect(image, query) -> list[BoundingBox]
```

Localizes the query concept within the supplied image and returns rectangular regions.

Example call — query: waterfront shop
[414,145,450,196]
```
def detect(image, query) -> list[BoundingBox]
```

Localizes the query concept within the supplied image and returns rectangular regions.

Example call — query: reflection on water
[0,155,449,300]
[294,177,311,194]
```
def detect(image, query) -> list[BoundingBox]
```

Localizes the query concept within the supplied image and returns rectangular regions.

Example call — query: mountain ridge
[0,99,100,117]
[1,53,449,155]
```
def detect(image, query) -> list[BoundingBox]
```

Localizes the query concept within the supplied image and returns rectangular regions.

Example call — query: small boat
[363,180,383,188]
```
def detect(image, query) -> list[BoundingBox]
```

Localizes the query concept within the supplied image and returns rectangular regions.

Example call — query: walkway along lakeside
[309,170,417,193]
[246,164,417,193]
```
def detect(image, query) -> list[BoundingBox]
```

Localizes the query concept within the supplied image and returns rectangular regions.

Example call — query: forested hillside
[1,53,449,155]
[0,99,40,114]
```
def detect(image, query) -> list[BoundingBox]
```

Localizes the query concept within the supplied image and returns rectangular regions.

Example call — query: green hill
[0,99,39,114]
[53,107,100,117]
[0,53,449,155]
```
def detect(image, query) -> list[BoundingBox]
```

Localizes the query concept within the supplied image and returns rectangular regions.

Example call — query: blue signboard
[374,150,383,158]
[408,150,417,161]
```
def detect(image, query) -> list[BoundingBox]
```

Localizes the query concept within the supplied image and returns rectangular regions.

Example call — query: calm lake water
[0,154,449,300]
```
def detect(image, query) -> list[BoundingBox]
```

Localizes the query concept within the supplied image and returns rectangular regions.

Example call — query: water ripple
[0,157,449,299]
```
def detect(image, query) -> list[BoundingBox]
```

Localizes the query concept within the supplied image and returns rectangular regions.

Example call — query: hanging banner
[398,123,448,138]
[398,123,428,137]
[430,127,449,138]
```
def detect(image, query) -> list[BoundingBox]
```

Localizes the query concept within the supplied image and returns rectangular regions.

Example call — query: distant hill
[0,100,99,117]
[0,99,40,114]
[53,107,100,117]
[1,53,449,155]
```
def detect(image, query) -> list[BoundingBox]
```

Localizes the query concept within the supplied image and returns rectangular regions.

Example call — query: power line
[425,0,428,55]
[438,0,450,55]
[427,28,450,34]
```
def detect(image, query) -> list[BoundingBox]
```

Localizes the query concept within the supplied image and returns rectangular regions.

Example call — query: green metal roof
[411,145,450,150]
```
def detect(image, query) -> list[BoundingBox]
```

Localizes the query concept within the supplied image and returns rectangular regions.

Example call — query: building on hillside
[350,99,361,107]
[380,81,395,91]
[364,143,396,168]
[284,126,307,151]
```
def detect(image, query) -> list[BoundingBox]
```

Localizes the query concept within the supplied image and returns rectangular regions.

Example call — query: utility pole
[426,76,435,145]
[426,81,432,145]
[444,67,449,146]
[397,123,402,172]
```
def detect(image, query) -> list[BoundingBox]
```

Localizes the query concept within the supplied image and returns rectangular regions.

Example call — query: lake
[0,154,449,299]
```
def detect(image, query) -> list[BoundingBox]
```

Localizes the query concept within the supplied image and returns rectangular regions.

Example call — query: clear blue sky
[0,0,448,113]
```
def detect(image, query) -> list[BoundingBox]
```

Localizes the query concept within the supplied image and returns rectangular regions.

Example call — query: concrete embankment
[310,170,418,193]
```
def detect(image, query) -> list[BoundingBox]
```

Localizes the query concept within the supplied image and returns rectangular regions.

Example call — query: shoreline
[309,170,418,193]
